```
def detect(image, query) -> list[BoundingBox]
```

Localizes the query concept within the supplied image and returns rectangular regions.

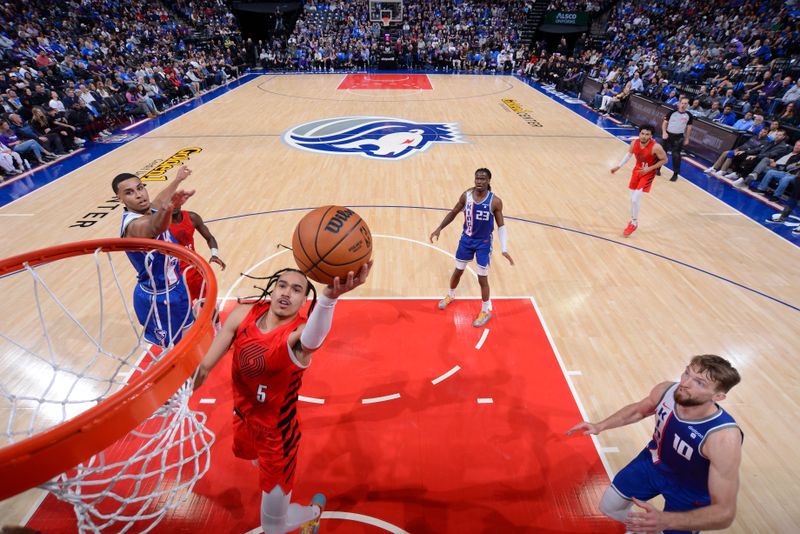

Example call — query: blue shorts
[612,449,710,534]
[455,234,492,269]
[133,280,193,347]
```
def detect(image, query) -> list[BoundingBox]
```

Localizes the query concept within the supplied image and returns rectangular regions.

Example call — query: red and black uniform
[231,302,308,493]
[629,139,660,192]
[168,210,204,302]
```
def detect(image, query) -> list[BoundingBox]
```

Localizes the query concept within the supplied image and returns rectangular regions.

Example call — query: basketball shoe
[299,493,326,534]
[473,311,492,327]
[438,295,454,310]
[623,221,638,236]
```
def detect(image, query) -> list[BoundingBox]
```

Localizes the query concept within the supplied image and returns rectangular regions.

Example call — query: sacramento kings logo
[283,116,465,160]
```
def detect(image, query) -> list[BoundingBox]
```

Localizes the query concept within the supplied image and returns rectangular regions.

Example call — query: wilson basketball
[292,206,373,285]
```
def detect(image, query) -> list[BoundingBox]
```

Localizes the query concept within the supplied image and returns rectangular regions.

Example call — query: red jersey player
[169,209,226,302]
[610,124,668,236]
[194,262,372,534]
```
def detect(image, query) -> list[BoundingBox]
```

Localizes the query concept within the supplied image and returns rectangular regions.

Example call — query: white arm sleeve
[617,152,633,167]
[498,225,508,253]
[299,294,337,350]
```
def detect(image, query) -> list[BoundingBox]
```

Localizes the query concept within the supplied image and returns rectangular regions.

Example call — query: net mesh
[0,245,214,532]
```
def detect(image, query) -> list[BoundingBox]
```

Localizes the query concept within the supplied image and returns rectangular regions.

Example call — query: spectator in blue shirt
[715,105,738,127]
[629,71,644,93]
[732,112,754,131]
[755,39,772,61]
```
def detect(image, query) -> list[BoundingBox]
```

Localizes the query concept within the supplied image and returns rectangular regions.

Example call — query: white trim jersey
[648,383,742,493]
[462,190,494,239]
[120,210,181,292]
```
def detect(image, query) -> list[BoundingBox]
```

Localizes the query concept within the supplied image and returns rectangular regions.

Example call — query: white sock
[481,299,491,313]
[448,288,455,298]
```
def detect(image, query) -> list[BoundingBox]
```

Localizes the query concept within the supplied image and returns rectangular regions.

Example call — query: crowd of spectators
[0,0,243,180]
[528,0,800,126]
[255,0,530,73]
[547,0,602,12]
[523,0,800,206]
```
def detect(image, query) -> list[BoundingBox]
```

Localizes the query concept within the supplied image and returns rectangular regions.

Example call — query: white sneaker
[732,177,746,187]
[724,171,739,180]
[703,167,715,174]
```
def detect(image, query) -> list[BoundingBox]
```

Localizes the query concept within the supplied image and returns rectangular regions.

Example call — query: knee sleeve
[599,485,633,523]
[476,264,489,276]
[454,259,467,271]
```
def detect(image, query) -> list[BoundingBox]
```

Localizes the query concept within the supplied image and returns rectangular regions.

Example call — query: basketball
[292,205,373,285]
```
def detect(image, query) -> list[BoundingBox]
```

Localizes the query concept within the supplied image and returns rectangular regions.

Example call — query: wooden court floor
[1,74,799,532]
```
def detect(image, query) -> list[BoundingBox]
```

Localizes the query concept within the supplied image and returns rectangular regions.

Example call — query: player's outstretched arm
[151,165,193,212]
[189,211,226,269]
[193,304,249,390]
[125,166,194,238]
[626,427,742,532]
[610,142,634,174]
[566,381,672,436]
[430,192,467,242]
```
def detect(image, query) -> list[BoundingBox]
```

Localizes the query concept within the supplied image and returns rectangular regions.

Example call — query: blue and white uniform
[611,383,742,534]
[455,190,494,271]
[121,210,193,346]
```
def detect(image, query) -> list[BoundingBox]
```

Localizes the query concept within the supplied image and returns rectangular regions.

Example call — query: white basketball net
[0,247,214,532]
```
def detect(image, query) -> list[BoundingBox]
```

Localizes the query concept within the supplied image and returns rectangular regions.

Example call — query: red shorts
[629,169,657,192]
[181,264,206,303]
[232,415,299,494]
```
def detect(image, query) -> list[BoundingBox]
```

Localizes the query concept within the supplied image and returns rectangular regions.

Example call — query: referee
[661,96,693,181]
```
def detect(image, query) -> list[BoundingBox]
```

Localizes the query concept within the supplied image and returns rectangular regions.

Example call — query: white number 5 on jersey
[257,384,267,403]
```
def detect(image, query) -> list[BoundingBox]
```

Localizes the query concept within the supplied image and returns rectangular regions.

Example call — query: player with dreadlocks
[194,262,371,534]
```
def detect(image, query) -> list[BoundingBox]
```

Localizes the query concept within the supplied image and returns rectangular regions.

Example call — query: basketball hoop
[0,238,217,530]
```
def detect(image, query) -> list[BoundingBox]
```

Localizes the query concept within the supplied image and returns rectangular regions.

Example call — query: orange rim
[0,238,217,500]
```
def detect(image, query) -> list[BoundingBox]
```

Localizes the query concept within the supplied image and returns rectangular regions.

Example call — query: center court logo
[283,116,465,160]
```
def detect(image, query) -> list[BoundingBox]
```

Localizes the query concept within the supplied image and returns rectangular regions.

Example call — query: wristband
[498,225,508,253]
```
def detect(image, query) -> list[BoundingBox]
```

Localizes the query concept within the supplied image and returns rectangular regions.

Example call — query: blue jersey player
[112,166,196,347]
[568,355,743,534]
[429,168,514,327]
